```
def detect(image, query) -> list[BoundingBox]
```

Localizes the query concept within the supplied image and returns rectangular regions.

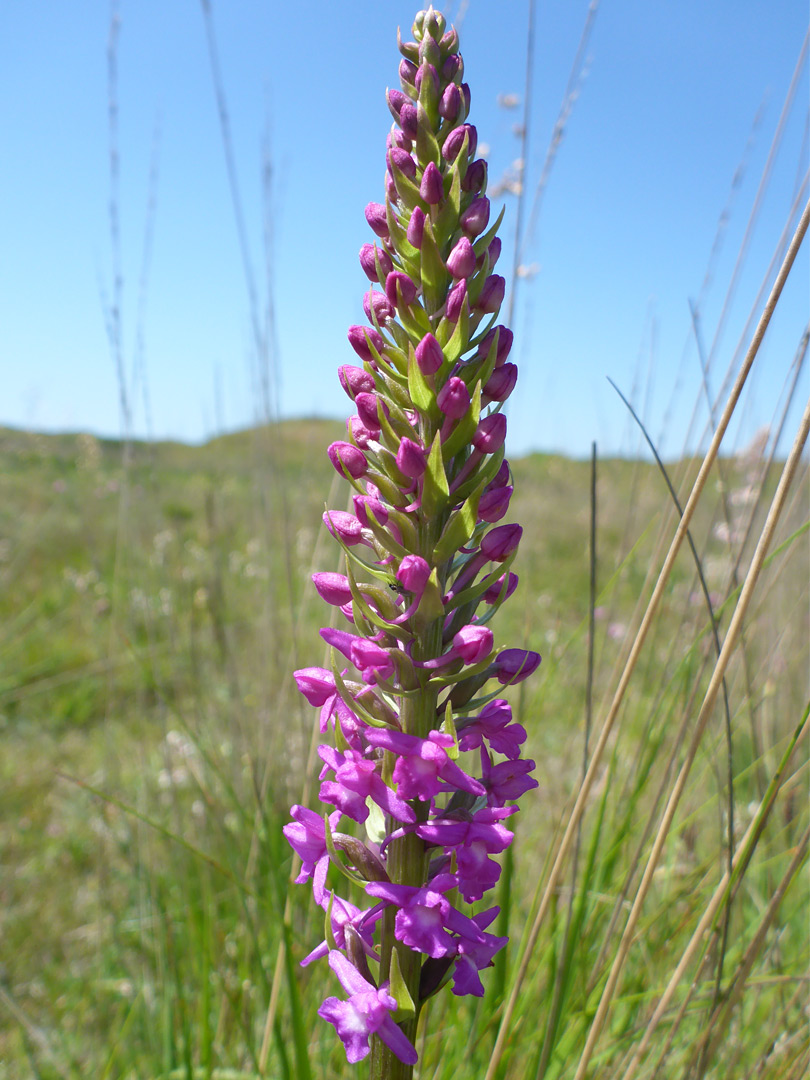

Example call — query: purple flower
[318,744,416,824]
[311,572,353,608]
[453,624,494,664]
[322,510,366,547]
[396,437,427,479]
[365,728,485,801]
[476,273,506,313]
[478,484,513,522]
[319,951,418,1065]
[338,363,375,399]
[457,700,527,759]
[481,523,522,561]
[385,271,418,307]
[473,412,507,454]
[483,363,518,402]
[439,83,461,121]
[483,571,519,605]
[283,805,341,904]
[363,289,395,324]
[446,278,467,321]
[481,749,539,806]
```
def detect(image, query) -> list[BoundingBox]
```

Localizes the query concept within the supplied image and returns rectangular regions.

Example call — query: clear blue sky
[1,1,807,459]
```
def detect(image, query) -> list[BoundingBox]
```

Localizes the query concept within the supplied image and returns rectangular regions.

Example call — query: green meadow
[1,420,807,1078]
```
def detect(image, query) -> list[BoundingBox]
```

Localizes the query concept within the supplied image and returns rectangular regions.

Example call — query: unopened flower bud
[439,83,461,121]
[323,510,365,547]
[338,364,375,399]
[446,278,467,321]
[364,202,389,238]
[460,196,490,237]
[477,324,513,366]
[437,376,471,419]
[478,484,513,522]
[453,625,494,664]
[481,523,522,561]
[396,554,431,593]
[358,243,394,283]
[347,415,375,449]
[387,88,408,121]
[399,102,418,139]
[399,58,417,86]
[407,205,425,248]
[293,667,336,706]
[415,63,439,97]
[473,412,507,453]
[355,391,386,433]
[347,325,384,363]
[488,236,502,269]
[476,274,505,314]
[396,437,427,478]
[483,571,519,604]
[463,158,487,194]
[385,271,418,307]
[353,492,388,527]
[420,161,444,205]
[328,441,369,480]
[363,290,395,325]
[442,124,477,163]
[415,332,443,375]
[388,147,417,180]
[484,363,518,402]
[446,236,476,279]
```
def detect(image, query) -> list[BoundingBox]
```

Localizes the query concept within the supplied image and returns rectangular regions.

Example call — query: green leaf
[452,444,504,504]
[422,430,449,519]
[432,477,485,564]
[440,295,470,366]
[365,800,387,846]
[407,345,436,415]
[415,102,440,166]
[389,947,417,1021]
[472,203,506,257]
[330,656,394,729]
[419,217,450,314]
[434,158,462,246]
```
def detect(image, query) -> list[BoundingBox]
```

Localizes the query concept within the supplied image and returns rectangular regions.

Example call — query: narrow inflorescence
[284,7,541,1073]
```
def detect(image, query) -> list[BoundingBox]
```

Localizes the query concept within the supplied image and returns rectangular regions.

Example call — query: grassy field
[0,420,807,1079]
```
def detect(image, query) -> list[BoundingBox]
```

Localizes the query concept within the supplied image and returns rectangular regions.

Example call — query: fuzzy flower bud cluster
[285,8,540,1070]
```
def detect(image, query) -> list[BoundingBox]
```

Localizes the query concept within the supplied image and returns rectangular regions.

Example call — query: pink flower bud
[399,59,417,86]
[311,572,353,607]
[490,459,511,488]
[439,83,461,121]
[347,325,384,363]
[407,205,425,248]
[488,236,502,269]
[443,123,477,163]
[473,412,507,453]
[415,332,444,375]
[493,648,541,685]
[476,274,505,313]
[420,161,444,204]
[437,376,471,419]
[446,236,476,279]
[387,88,408,121]
[483,572,519,604]
[442,53,462,81]
[364,202,389,238]
[460,196,490,237]
[388,147,417,181]
[338,364,375,399]
[481,523,522,561]
[323,510,365,547]
[358,243,393,282]
[363,289,394,324]
[353,492,388,527]
[399,102,418,139]
[446,278,467,321]
[462,158,487,194]
[347,415,374,449]
[477,325,513,366]
[385,271,418,307]
[396,437,427,478]
[484,363,518,402]
[453,625,494,664]
[396,554,431,593]
[478,485,513,522]
[328,441,368,480]
[351,640,395,685]
[355,392,386,433]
